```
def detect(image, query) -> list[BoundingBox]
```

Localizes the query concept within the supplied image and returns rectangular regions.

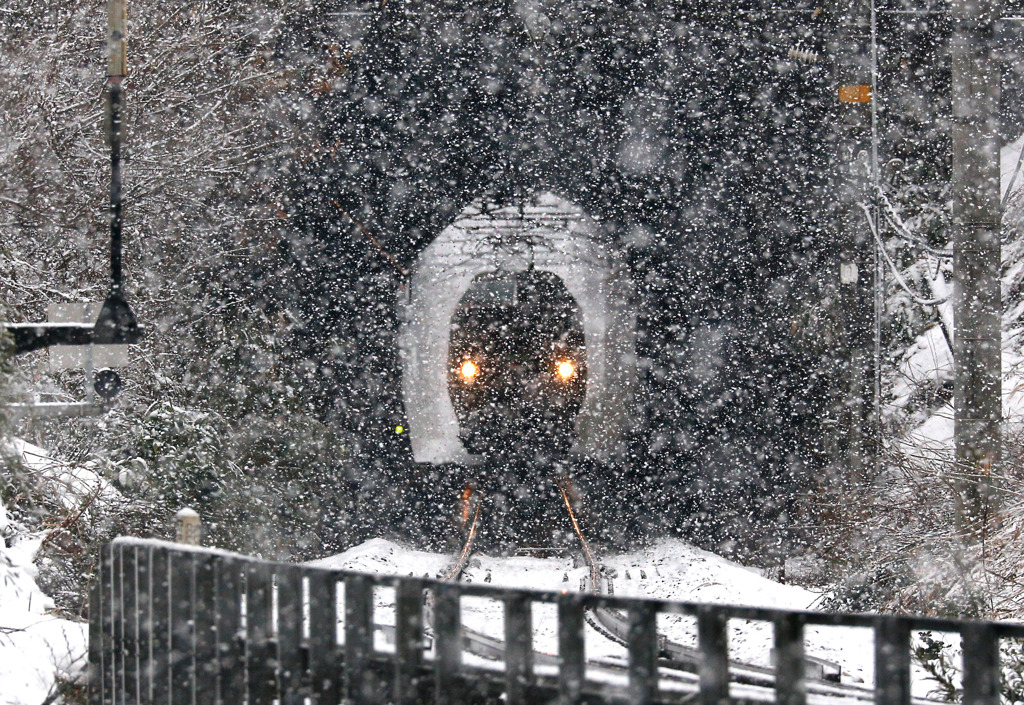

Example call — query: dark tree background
[4,0,1024,618]
[270,0,838,560]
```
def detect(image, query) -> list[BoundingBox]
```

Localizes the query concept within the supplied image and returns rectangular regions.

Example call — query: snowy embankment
[0,521,86,705]
[898,134,1024,451]
[1003,134,1024,432]
[1,440,104,705]
[313,537,877,687]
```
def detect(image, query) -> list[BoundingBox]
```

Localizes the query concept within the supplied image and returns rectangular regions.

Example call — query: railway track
[382,479,916,703]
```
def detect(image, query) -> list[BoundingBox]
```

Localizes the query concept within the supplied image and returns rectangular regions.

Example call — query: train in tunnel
[394,193,637,544]
[447,268,588,458]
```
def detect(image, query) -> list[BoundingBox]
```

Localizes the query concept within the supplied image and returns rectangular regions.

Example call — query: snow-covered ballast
[398,192,637,464]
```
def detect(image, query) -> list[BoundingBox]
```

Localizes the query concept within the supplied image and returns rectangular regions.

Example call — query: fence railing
[89,537,1023,705]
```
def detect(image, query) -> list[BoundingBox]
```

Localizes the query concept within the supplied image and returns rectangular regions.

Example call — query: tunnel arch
[398,192,637,464]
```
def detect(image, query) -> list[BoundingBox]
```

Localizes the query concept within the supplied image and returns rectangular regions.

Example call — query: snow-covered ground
[0,440,100,705]
[0,435,961,704]
[313,537,880,687]
[0,506,87,705]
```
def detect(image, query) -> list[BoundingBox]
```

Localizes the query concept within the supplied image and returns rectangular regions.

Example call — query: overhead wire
[859,202,950,307]
[874,186,954,258]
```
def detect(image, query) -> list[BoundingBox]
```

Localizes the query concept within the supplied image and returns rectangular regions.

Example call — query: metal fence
[89,537,1023,705]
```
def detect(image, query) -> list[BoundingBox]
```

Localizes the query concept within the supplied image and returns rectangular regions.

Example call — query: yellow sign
[839,85,872,103]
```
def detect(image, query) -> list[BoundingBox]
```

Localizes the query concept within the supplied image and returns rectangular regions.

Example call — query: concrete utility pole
[830,0,877,480]
[951,0,1002,533]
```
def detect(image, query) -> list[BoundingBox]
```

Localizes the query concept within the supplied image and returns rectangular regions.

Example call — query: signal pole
[107,0,126,293]
[831,0,877,479]
[951,0,1002,533]
[93,0,139,345]
[2,0,139,356]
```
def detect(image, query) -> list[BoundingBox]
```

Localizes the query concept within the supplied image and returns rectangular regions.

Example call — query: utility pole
[830,0,877,480]
[1,0,139,357]
[107,0,126,294]
[951,0,1002,534]
[94,0,139,346]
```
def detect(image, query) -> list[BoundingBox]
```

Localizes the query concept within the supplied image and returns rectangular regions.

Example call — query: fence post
[113,542,124,705]
[216,558,245,705]
[246,562,278,705]
[150,547,170,705]
[121,544,139,705]
[194,554,217,705]
[874,617,910,705]
[175,508,201,546]
[433,584,463,705]
[504,595,534,705]
[698,607,729,705]
[101,544,115,705]
[88,563,103,705]
[395,580,424,705]
[169,551,195,705]
[307,570,340,705]
[557,594,585,705]
[773,613,806,705]
[277,566,305,705]
[962,622,1000,705]
[136,546,152,705]
[344,575,375,705]
[627,603,658,705]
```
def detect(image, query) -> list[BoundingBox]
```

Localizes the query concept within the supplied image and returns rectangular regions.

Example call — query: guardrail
[89,537,1021,705]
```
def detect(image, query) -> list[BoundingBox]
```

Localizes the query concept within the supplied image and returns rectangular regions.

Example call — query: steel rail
[420,482,870,700]
[550,480,894,701]
[332,483,947,703]
[422,489,562,668]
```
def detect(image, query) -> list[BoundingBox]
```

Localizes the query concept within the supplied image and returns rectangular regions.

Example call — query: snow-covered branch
[858,202,950,307]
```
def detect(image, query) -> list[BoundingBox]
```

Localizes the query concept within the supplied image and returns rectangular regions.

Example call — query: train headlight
[556,360,575,380]
[460,360,479,381]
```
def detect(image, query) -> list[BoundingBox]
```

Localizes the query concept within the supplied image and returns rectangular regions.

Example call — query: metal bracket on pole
[5,402,110,419]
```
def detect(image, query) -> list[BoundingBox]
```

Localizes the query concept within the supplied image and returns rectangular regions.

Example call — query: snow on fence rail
[89,537,1019,705]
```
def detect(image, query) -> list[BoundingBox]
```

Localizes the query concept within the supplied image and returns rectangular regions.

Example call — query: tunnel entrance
[398,192,636,465]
